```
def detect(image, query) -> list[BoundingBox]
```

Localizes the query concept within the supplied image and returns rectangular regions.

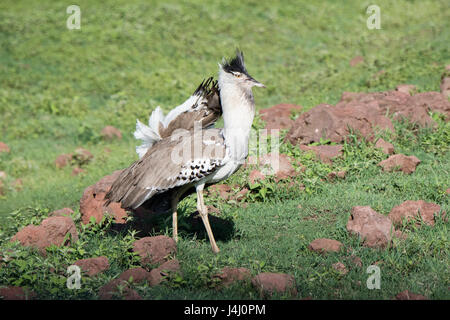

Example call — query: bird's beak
[249,76,266,88]
[253,81,266,88]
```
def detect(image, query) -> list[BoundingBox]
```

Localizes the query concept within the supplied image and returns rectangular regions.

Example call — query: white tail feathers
[134,96,203,158]
[134,106,164,159]
[134,77,219,159]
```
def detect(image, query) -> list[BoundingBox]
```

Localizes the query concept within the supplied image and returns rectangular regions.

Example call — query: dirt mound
[308,238,343,253]
[74,256,110,277]
[79,170,127,224]
[11,216,78,254]
[132,235,177,266]
[214,267,251,288]
[259,103,302,130]
[287,102,394,145]
[0,142,10,153]
[101,126,122,141]
[378,154,420,174]
[251,272,297,298]
[286,86,449,147]
[347,206,395,248]
[388,200,443,226]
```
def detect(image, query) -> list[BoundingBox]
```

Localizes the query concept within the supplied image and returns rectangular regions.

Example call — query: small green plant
[247,176,276,202]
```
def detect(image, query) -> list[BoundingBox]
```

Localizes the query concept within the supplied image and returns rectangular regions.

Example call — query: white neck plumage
[218,74,256,163]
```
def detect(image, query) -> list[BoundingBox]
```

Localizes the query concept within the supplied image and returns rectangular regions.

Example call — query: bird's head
[218,50,265,90]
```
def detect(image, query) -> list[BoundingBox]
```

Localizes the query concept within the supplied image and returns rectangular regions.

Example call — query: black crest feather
[193,77,215,97]
[222,50,247,74]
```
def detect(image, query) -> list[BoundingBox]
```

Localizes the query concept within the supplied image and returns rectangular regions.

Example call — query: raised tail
[134,77,222,158]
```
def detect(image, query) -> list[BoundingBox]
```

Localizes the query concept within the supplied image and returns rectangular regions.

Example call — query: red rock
[375,138,395,155]
[257,153,297,180]
[259,104,302,130]
[118,267,152,284]
[337,90,442,127]
[347,206,395,248]
[378,154,420,174]
[251,272,297,297]
[49,207,74,217]
[148,259,181,286]
[79,170,128,224]
[336,171,346,179]
[0,142,10,153]
[308,238,343,253]
[0,286,35,300]
[235,188,249,201]
[287,103,394,145]
[207,205,221,215]
[351,256,363,268]
[326,171,347,181]
[73,148,93,165]
[338,90,408,110]
[39,216,78,243]
[332,262,348,275]
[71,167,86,176]
[350,56,364,67]
[208,184,232,200]
[10,225,47,250]
[446,188,450,195]
[249,170,265,185]
[97,267,153,299]
[214,267,251,287]
[74,256,109,276]
[394,290,428,300]
[55,153,73,169]
[132,235,177,266]
[410,92,450,120]
[11,216,78,253]
[396,84,416,95]
[299,145,343,164]
[98,279,142,300]
[157,259,181,273]
[101,126,122,140]
[388,200,442,226]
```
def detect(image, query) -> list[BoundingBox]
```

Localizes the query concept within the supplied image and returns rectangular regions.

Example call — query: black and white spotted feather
[105,128,226,209]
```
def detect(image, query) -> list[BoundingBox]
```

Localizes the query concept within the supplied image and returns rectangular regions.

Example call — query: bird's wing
[106,128,226,210]
[134,78,222,158]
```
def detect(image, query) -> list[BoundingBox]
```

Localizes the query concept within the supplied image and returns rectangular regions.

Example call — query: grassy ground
[0,0,449,299]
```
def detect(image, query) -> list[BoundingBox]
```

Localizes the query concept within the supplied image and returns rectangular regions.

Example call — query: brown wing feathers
[105,129,226,210]
[105,78,223,210]
[159,78,222,139]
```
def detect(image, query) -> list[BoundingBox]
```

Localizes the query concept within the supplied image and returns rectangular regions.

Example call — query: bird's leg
[171,195,179,243]
[196,184,220,253]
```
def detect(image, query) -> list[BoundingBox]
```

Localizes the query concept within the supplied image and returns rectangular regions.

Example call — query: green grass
[0,0,449,299]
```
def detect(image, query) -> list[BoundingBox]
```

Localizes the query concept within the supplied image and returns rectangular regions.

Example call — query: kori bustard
[105,51,265,253]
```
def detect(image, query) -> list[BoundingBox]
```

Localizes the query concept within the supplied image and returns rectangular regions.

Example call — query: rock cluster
[10,216,78,254]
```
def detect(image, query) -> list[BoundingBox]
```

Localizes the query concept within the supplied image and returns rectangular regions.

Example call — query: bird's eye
[233,72,242,78]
